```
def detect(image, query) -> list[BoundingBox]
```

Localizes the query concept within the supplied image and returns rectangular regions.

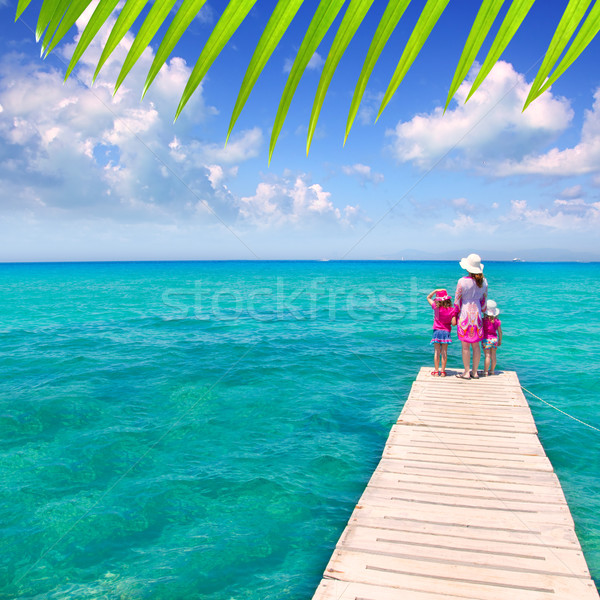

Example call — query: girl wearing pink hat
[455,253,488,379]
[427,288,458,377]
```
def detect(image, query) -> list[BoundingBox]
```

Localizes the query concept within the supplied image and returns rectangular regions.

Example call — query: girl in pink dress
[454,254,487,379]
[482,300,502,376]
[427,289,457,377]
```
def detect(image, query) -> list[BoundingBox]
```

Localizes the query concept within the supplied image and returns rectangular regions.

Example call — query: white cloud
[495,88,600,176]
[307,52,324,71]
[387,61,573,171]
[195,3,214,24]
[341,163,384,184]
[0,14,265,226]
[558,185,584,199]
[505,198,600,229]
[239,174,361,227]
[356,90,384,126]
[435,213,493,234]
[283,52,324,74]
[451,197,472,209]
[0,32,352,234]
[199,128,263,164]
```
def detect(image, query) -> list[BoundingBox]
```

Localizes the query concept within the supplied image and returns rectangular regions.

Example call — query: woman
[455,253,487,379]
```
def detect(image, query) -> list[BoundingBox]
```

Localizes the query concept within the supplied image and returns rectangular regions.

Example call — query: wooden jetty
[312,367,599,600]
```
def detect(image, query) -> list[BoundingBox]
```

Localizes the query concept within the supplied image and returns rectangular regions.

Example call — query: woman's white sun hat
[486,299,500,317]
[459,253,484,274]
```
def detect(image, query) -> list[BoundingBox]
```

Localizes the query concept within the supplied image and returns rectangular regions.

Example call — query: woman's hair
[470,273,484,288]
[436,298,452,308]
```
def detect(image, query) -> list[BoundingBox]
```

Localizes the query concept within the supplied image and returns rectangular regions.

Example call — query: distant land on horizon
[1,249,599,264]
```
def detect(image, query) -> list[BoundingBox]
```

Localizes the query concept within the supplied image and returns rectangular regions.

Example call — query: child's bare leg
[472,343,481,377]
[461,341,471,376]
[433,343,441,373]
[441,345,448,372]
[484,347,491,374]
[490,347,497,374]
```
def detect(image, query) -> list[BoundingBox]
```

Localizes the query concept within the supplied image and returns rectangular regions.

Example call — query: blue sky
[2,1,600,261]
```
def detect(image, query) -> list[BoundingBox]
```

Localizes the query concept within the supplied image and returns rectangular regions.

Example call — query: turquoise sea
[1,260,599,599]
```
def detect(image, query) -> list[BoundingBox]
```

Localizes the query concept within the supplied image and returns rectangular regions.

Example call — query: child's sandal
[431,371,439,377]
[440,371,447,377]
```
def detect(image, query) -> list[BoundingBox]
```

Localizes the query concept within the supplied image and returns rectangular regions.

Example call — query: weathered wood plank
[338,525,591,576]
[311,369,599,600]
[318,550,600,599]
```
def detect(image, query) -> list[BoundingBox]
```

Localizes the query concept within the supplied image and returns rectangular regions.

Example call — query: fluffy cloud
[0,11,269,227]
[239,173,360,227]
[495,88,600,176]
[1,10,358,235]
[387,61,573,171]
[435,213,493,235]
[341,163,384,184]
[505,197,600,229]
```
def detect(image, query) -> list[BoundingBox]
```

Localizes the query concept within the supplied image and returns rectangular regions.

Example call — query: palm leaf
[523,0,592,110]
[377,0,450,122]
[269,0,346,164]
[42,0,95,58]
[534,1,600,99]
[14,0,600,160]
[307,0,375,155]
[176,0,259,120]
[35,0,61,41]
[227,0,305,146]
[39,0,71,52]
[465,0,536,103]
[15,0,34,20]
[444,0,505,113]
[92,0,149,83]
[64,0,121,81]
[113,0,178,94]
[345,0,411,145]
[143,0,209,98]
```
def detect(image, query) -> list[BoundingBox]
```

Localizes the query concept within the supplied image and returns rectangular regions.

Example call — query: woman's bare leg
[461,341,471,377]
[472,343,481,377]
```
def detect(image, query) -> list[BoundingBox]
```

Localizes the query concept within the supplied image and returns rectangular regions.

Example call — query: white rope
[521,386,600,433]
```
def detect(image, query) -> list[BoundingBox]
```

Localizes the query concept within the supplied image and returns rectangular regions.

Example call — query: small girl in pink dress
[482,300,502,376]
[427,289,457,377]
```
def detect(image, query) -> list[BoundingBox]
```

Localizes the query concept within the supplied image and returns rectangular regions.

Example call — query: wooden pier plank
[311,369,599,600]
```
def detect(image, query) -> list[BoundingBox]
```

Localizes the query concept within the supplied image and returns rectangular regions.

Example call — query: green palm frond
[176,0,259,120]
[445,0,505,113]
[465,0,536,103]
[377,0,451,121]
[531,1,600,101]
[344,0,411,145]
[307,0,375,155]
[523,0,592,110]
[269,0,346,164]
[226,0,305,146]
[15,0,600,159]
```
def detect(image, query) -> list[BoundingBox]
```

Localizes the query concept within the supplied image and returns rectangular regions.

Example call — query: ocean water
[1,260,599,599]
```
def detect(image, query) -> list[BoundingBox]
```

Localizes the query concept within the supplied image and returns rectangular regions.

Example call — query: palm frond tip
[15,0,600,158]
